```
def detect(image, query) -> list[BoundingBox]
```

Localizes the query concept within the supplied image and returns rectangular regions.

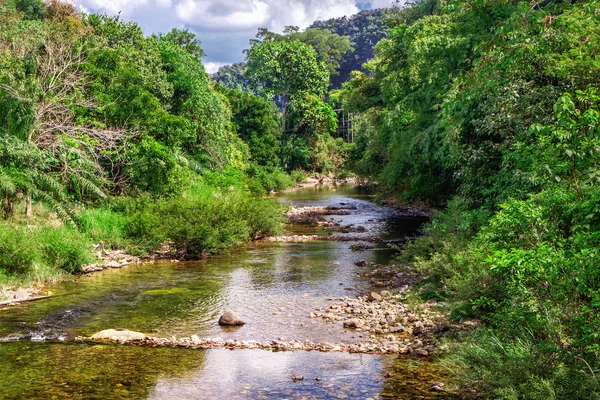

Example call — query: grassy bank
[0,169,296,294]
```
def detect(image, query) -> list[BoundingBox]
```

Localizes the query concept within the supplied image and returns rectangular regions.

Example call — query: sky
[71,0,399,73]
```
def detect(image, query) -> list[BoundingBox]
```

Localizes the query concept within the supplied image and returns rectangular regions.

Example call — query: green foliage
[0,221,94,279]
[38,227,94,273]
[78,207,129,249]
[245,165,295,195]
[123,180,284,257]
[216,85,282,168]
[246,39,329,101]
[15,0,45,20]
[279,27,353,80]
[156,28,205,59]
[245,39,329,133]
[0,223,36,275]
[280,135,311,171]
[212,62,254,92]
[353,1,600,397]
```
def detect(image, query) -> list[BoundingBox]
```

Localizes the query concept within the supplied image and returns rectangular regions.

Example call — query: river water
[0,185,457,399]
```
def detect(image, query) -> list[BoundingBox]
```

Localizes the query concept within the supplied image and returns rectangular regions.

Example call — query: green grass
[0,174,287,290]
[0,222,95,289]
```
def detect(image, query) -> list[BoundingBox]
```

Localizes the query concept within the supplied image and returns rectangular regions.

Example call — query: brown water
[0,185,456,399]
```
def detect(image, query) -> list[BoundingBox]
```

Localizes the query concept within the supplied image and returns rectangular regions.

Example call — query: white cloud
[204,61,226,74]
[72,0,371,65]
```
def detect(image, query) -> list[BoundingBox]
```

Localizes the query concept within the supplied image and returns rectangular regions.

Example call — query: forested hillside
[309,8,390,88]
[338,0,600,397]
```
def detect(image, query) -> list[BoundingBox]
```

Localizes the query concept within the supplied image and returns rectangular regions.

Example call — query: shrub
[39,227,94,273]
[0,224,36,275]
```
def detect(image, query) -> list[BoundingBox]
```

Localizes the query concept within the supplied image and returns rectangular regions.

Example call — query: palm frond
[175,152,203,174]
[30,188,77,227]
[0,170,17,196]
[70,174,107,200]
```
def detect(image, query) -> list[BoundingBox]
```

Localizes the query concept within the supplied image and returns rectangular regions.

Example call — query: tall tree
[252,26,353,86]
[155,28,205,60]
[245,40,329,131]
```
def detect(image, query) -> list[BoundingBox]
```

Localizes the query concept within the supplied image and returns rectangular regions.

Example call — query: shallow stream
[0,185,458,399]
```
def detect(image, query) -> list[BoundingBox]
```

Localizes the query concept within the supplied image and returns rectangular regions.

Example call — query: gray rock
[13,289,29,300]
[413,321,424,335]
[343,319,363,329]
[431,382,445,392]
[218,310,246,326]
[415,348,429,357]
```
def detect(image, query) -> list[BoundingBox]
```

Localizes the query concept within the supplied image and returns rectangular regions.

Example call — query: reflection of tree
[0,342,206,399]
[263,242,340,286]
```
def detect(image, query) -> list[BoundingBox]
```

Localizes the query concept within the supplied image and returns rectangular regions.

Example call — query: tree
[251,26,353,86]
[216,85,282,168]
[211,62,254,92]
[284,27,353,79]
[0,3,121,216]
[245,40,329,131]
[155,28,205,60]
[15,0,45,20]
[309,9,392,88]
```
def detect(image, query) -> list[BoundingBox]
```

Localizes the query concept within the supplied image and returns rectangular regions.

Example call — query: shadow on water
[0,184,456,399]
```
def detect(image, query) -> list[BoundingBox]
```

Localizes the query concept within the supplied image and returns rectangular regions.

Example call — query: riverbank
[0,176,288,302]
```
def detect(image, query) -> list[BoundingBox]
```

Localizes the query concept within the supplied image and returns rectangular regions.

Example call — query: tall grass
[0,222,94,288]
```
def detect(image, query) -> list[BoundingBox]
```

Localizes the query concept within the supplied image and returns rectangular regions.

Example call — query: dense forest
[0,0,307,286]
[213,8,391,90]
[337,0,600,397]
[2,0,600,398]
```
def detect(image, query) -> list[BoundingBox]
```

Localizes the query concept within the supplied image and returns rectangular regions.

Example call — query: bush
[122,180,284,257]
[39,227,94,273]
[79,207,129,249]
[0,224,36,275]
[246,165,295,194]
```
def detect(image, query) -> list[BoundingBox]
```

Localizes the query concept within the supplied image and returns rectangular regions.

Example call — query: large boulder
[218,310,246,326]
[91,329,147,341]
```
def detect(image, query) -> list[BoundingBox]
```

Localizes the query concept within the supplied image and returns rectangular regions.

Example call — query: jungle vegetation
[2,0,600,397]
[334,0,600,397]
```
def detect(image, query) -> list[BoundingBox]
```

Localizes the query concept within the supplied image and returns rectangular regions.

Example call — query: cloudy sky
[71,0,398,73]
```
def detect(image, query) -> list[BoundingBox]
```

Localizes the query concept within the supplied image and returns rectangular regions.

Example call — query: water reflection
[149,349,386,400]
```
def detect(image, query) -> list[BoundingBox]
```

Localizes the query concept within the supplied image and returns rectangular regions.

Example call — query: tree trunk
[281,92,288,132]
[3,194,14,217]
[25,190,33,218]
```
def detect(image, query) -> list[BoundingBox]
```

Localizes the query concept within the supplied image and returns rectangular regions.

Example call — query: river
[0,185,458,399]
